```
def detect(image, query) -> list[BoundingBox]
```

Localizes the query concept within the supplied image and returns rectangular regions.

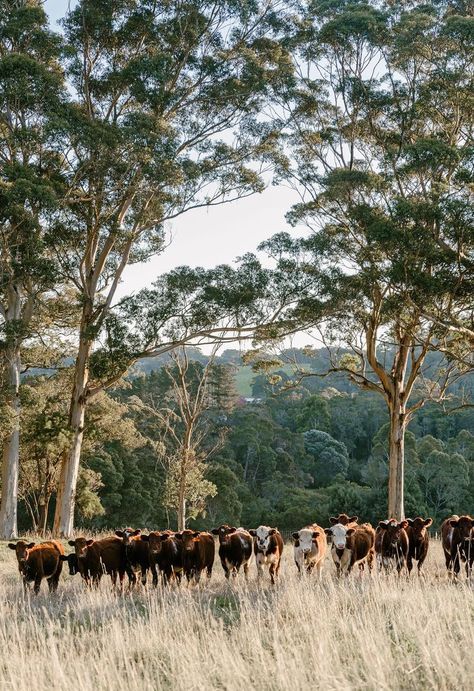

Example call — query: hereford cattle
[441,514,474,577]
[376,520,409,573]
[141,531,183,585]
[249,526,284,584]
[60,552,79,576]
[292,524,326,577]
[324,523,374,576]
[115,528,150,586]
[211,525,253,579]
[406,517,432,575]
[174,530,215,583]
[68,536,128,587]
[8,540,64,593]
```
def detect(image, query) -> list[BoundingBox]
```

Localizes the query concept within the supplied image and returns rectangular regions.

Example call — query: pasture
[0,537,473,690]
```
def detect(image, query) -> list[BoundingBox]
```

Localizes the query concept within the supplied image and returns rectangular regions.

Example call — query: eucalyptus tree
[0,0,66,538]
[265,0,474,518]
[48,0,297,536]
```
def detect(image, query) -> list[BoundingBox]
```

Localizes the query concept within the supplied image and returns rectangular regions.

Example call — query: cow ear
[379,521,389,529]
[228,527,236,534]
[324,528,332,536]
[160,534,169,541]
[192,531,200,538]
[329,517,337,525]
[291,532,299,540]
[133,529,141,536]
[68,540,75,547]
[140,534,149,542]
[174,533,183,540]
[7,543,16,550]
[211,528,219,535]
[450,519,459,527]
[269,528,277,535]
[27,542,35,549]
[349,516,358,523]
[312,531,320,539]
[406,519,413,526]
[399,521,408,530]
[424,518,433,527]
[86,539,94,546]
[115,530,124,538]
[248,529,256,537]
[346,529,355,537]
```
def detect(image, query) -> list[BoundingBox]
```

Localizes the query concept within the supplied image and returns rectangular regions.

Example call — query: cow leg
[306,561,315,575]
[141,566,148,587]
[243,562,250,580]
[269,563,276,585]
[407,554,414,575]
[48,574,60,593]
[315,560,324,580]
[367,549,374,574]
[295,560,301,575]
[33,577,42,595]
[151,564,158,587]
[206,564,212,579]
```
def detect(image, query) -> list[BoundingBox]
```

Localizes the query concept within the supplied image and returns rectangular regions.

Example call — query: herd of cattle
[5,513,474,594]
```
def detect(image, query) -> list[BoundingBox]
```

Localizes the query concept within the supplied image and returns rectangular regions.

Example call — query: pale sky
[44,0,304,302]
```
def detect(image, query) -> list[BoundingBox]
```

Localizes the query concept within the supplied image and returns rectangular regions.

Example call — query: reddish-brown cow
[141,531,183,585]
[376,520,409,573]
[324,523,374,576]
[175,530,215,583]
[249,526,284,584]
[68,536,128,587]
[441,515,474,577]
[8,540,65,594]
[115,528,151,586]
[211,525,253,579]
[406,517,432,575]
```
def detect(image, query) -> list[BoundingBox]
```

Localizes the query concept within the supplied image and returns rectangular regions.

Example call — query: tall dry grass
[0,538,472,690]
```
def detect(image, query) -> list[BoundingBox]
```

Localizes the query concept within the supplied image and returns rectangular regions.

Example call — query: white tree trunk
[388,402,406,521]
[0,347,21,539]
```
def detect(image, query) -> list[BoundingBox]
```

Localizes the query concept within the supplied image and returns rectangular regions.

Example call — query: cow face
[293,528,320,554]
[249,526,277,554]
[450,516,474,539]
[379,520,408,547]
[211,525,237,544]
[406,517,432,539]
[175,530,200,552]
[60,553,79,575]
[8,540,35,567]
[68,537,94,559]
[115,528,141,546]
[325,524,351,551]
[142,531,170,556]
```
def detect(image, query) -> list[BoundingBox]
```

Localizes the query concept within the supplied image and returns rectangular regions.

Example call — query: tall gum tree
[264,0,473,519]
[0,0,65,538]
[48,0,297,536]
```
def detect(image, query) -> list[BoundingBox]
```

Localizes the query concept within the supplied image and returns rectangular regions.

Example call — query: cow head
[175,530,200,551]
[8,541,35,570]
[141,531,171,556]
[115,528,141,547]
[68,537,94,559]
[329,514,358,526]
[450,515,474,540]
[406,517,432,540]
[379,520,408,548]
[292,528,320,555]
[211,525,237,544]
[60,553,79,576]
[324,524,353,551]
[249,526,277,554]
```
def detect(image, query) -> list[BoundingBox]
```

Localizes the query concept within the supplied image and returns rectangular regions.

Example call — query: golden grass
[0,538,472,690]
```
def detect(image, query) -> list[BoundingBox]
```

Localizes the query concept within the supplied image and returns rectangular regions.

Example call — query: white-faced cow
[325,523,375,576]
[292,524,326,577]
[211,525,253,579]
[249,526,283,584]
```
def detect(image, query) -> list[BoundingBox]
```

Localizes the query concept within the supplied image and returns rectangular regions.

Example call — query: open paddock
[0,538,473,690]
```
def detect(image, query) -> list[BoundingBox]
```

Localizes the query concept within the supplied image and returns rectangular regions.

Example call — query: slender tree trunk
[177,450,188,531]
[53,324,91,537]
[38,494,51,536]
[0,346,21,539]
[388,398,406,521]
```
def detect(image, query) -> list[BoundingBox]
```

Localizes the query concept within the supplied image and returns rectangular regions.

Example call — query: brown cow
[141,531,183,585]
[329,514,358,526]
[174,530,215,583]
[441,514,474,577]
[377,520,409,573]
[374,519,393,569]
[324,523,374,576]
[292,524,327,577]
[249,526,284,584]
[68,536,128,587]
[8,540,64,594]
[406,517,432,575]
[115,528,151,586]
[211,525,253,579]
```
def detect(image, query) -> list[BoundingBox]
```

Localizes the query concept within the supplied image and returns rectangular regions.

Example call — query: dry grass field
[0,537,473,691]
